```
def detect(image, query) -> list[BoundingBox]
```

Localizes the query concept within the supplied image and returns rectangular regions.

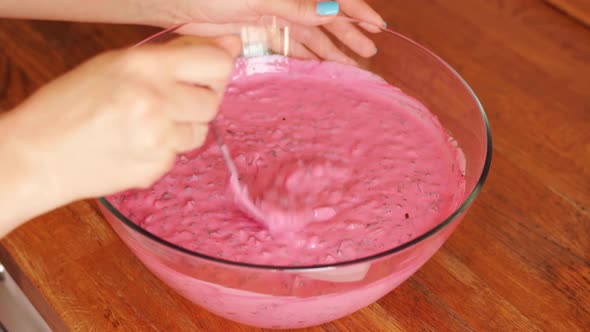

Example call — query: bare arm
[0,0,168,26]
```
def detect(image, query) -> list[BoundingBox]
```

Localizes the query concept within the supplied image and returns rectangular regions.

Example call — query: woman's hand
[161,0,384,27]
[0,35,241,236]
[11,35,241,199]
[153,0,386,64]
[1,0,385,64]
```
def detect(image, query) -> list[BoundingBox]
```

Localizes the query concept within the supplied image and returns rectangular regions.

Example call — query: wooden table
[1,0,589,331]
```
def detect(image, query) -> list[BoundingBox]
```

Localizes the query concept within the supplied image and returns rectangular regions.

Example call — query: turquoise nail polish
[317,2,339,16]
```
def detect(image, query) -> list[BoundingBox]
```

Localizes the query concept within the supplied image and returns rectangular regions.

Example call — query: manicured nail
[383,21,388,28]
[317,2,339,16]
[374,47,379,54]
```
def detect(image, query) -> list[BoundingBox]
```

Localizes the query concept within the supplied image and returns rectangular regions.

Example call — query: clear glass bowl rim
[97,20,493,271]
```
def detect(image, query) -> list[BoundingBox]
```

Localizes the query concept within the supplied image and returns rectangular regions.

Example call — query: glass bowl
[97,18,491,329]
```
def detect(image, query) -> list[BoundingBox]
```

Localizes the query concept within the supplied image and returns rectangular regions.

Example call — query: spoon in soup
[213,123,337,234]
[209,22,285,229]
[211,21,338,233]
[211,123,270,225]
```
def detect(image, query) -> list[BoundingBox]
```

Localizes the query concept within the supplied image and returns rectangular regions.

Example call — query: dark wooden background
[1,0,589,331]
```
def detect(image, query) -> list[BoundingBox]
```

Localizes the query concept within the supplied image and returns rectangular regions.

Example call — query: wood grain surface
[1,0,589,331]
[546,0,590,26]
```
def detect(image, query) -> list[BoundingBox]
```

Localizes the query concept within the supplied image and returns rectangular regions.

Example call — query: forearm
[0,0,171,26]
[0,112,67,238]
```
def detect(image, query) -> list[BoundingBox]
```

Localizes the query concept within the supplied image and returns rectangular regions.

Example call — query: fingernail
[374,47,379,54]
[383,21,388,28]
[317,2,339,16]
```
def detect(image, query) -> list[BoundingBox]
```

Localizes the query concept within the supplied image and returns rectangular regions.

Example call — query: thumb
[258,0,340,26]
[212,35,243,58]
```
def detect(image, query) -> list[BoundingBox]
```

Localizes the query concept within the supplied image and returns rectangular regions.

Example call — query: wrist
[0,112,69,236]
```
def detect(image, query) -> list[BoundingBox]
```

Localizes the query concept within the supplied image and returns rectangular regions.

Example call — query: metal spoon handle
[211,122,239,179]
